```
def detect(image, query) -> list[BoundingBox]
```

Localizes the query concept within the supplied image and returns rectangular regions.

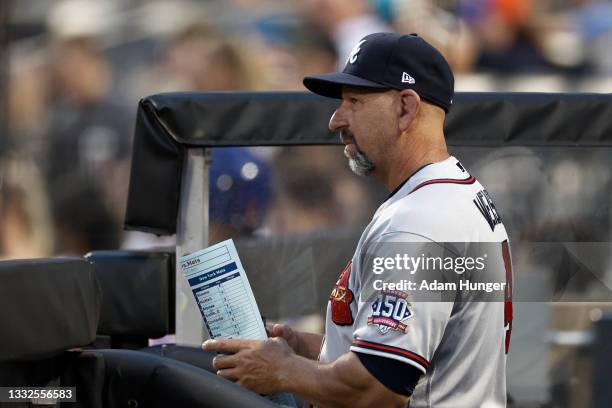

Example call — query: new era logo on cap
[303,32,455,113]
[402,72,415,84]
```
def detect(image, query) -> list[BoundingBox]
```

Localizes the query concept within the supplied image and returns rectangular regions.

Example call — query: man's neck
[384,146,450,192]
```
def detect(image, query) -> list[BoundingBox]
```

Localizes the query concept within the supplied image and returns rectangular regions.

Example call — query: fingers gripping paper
[180,239,267,340]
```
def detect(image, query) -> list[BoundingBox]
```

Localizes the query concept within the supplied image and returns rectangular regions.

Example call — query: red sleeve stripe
[351,339,429,369]
[408,175,476,195]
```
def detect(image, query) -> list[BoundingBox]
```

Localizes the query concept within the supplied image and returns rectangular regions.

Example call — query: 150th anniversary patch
[368,290,413,334]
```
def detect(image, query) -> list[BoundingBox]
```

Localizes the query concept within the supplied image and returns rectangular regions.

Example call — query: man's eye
[349,97,359,104]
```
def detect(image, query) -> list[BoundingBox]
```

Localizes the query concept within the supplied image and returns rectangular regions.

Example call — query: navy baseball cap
[303,32,454,112]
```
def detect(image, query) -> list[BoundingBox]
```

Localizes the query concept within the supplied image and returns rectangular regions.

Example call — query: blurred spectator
[163,24,262,91]
[0,155,54,259]
[45,35,132,223]
[31,0,133,255]
[46,0,115,41]
[570,0,612,74]
[130,21,283,95]
[253,15,337,89]
[392,0,480,73]
[49,174,121,255]
[7,48,49,155]
[301,0,391,68]
[290,28,337,84]
[458,0,554,73]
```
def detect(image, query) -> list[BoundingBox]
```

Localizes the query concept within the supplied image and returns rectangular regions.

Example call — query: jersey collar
[386,162,433,201]
[385,156,467,204]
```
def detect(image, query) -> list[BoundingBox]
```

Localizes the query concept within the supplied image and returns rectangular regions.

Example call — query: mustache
[339,129,356,144]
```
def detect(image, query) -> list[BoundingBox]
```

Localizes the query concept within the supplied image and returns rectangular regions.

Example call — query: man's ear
[398,89,420,132]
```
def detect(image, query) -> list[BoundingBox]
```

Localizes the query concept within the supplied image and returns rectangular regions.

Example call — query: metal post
[175,148,211,346]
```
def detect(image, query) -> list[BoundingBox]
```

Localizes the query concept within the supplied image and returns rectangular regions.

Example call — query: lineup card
[180,239,267,340]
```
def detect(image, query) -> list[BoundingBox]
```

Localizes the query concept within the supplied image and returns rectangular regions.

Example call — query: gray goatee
[344,147,375,176]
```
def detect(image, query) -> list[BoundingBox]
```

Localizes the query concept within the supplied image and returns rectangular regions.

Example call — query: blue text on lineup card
[179,239,267,341]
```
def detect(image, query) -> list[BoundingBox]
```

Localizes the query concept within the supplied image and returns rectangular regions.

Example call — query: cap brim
[303,72,388,99]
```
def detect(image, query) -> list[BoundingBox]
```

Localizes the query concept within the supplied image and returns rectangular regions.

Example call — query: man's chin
[348,158,374,177]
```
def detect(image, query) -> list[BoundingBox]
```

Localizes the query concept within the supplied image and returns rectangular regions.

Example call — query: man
[204,32,513,407]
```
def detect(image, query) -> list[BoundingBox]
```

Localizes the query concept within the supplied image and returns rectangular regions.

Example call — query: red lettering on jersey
[330,261,354,326]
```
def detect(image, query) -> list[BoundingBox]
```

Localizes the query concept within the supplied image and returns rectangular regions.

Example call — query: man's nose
[329,109,348,132]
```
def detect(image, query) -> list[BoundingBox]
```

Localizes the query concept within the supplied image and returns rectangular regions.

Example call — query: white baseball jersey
[320,156,513,407]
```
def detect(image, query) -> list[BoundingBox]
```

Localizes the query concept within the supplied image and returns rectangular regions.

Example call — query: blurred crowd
[2,0,612,259]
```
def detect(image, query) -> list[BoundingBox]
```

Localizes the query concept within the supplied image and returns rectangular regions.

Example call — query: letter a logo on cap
[402,72,415,84]
[347,40,366,64]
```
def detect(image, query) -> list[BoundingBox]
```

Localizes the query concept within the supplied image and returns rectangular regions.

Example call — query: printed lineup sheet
[180,239,267,340]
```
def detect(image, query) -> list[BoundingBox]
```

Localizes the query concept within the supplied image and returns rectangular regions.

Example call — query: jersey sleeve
[356,352,422,396]
[350,231,454,375]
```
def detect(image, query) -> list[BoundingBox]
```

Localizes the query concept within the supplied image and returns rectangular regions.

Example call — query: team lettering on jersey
[501,240,513,353]
[330,261,354,325]
[368,290,413,334]
[474,189,502,231]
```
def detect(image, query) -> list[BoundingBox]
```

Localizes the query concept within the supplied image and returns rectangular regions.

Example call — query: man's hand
[265,322,324,360]
[266,323,300,353]
[203,338,294,395]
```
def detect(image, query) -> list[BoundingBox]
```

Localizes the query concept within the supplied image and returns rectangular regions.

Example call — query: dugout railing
[124,91,612,407]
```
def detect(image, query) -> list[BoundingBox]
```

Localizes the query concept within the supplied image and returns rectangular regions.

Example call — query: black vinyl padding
[141,345,216,373]
[85,250,175,339]
[0,351,106,408]
[0,350,278,408]
[125,91,612,234]
[0,258,101,362]
[96,349,278,408]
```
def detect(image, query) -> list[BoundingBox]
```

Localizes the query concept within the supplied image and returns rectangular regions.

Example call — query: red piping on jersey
[408,175,476,195]
[351,340,429,368]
